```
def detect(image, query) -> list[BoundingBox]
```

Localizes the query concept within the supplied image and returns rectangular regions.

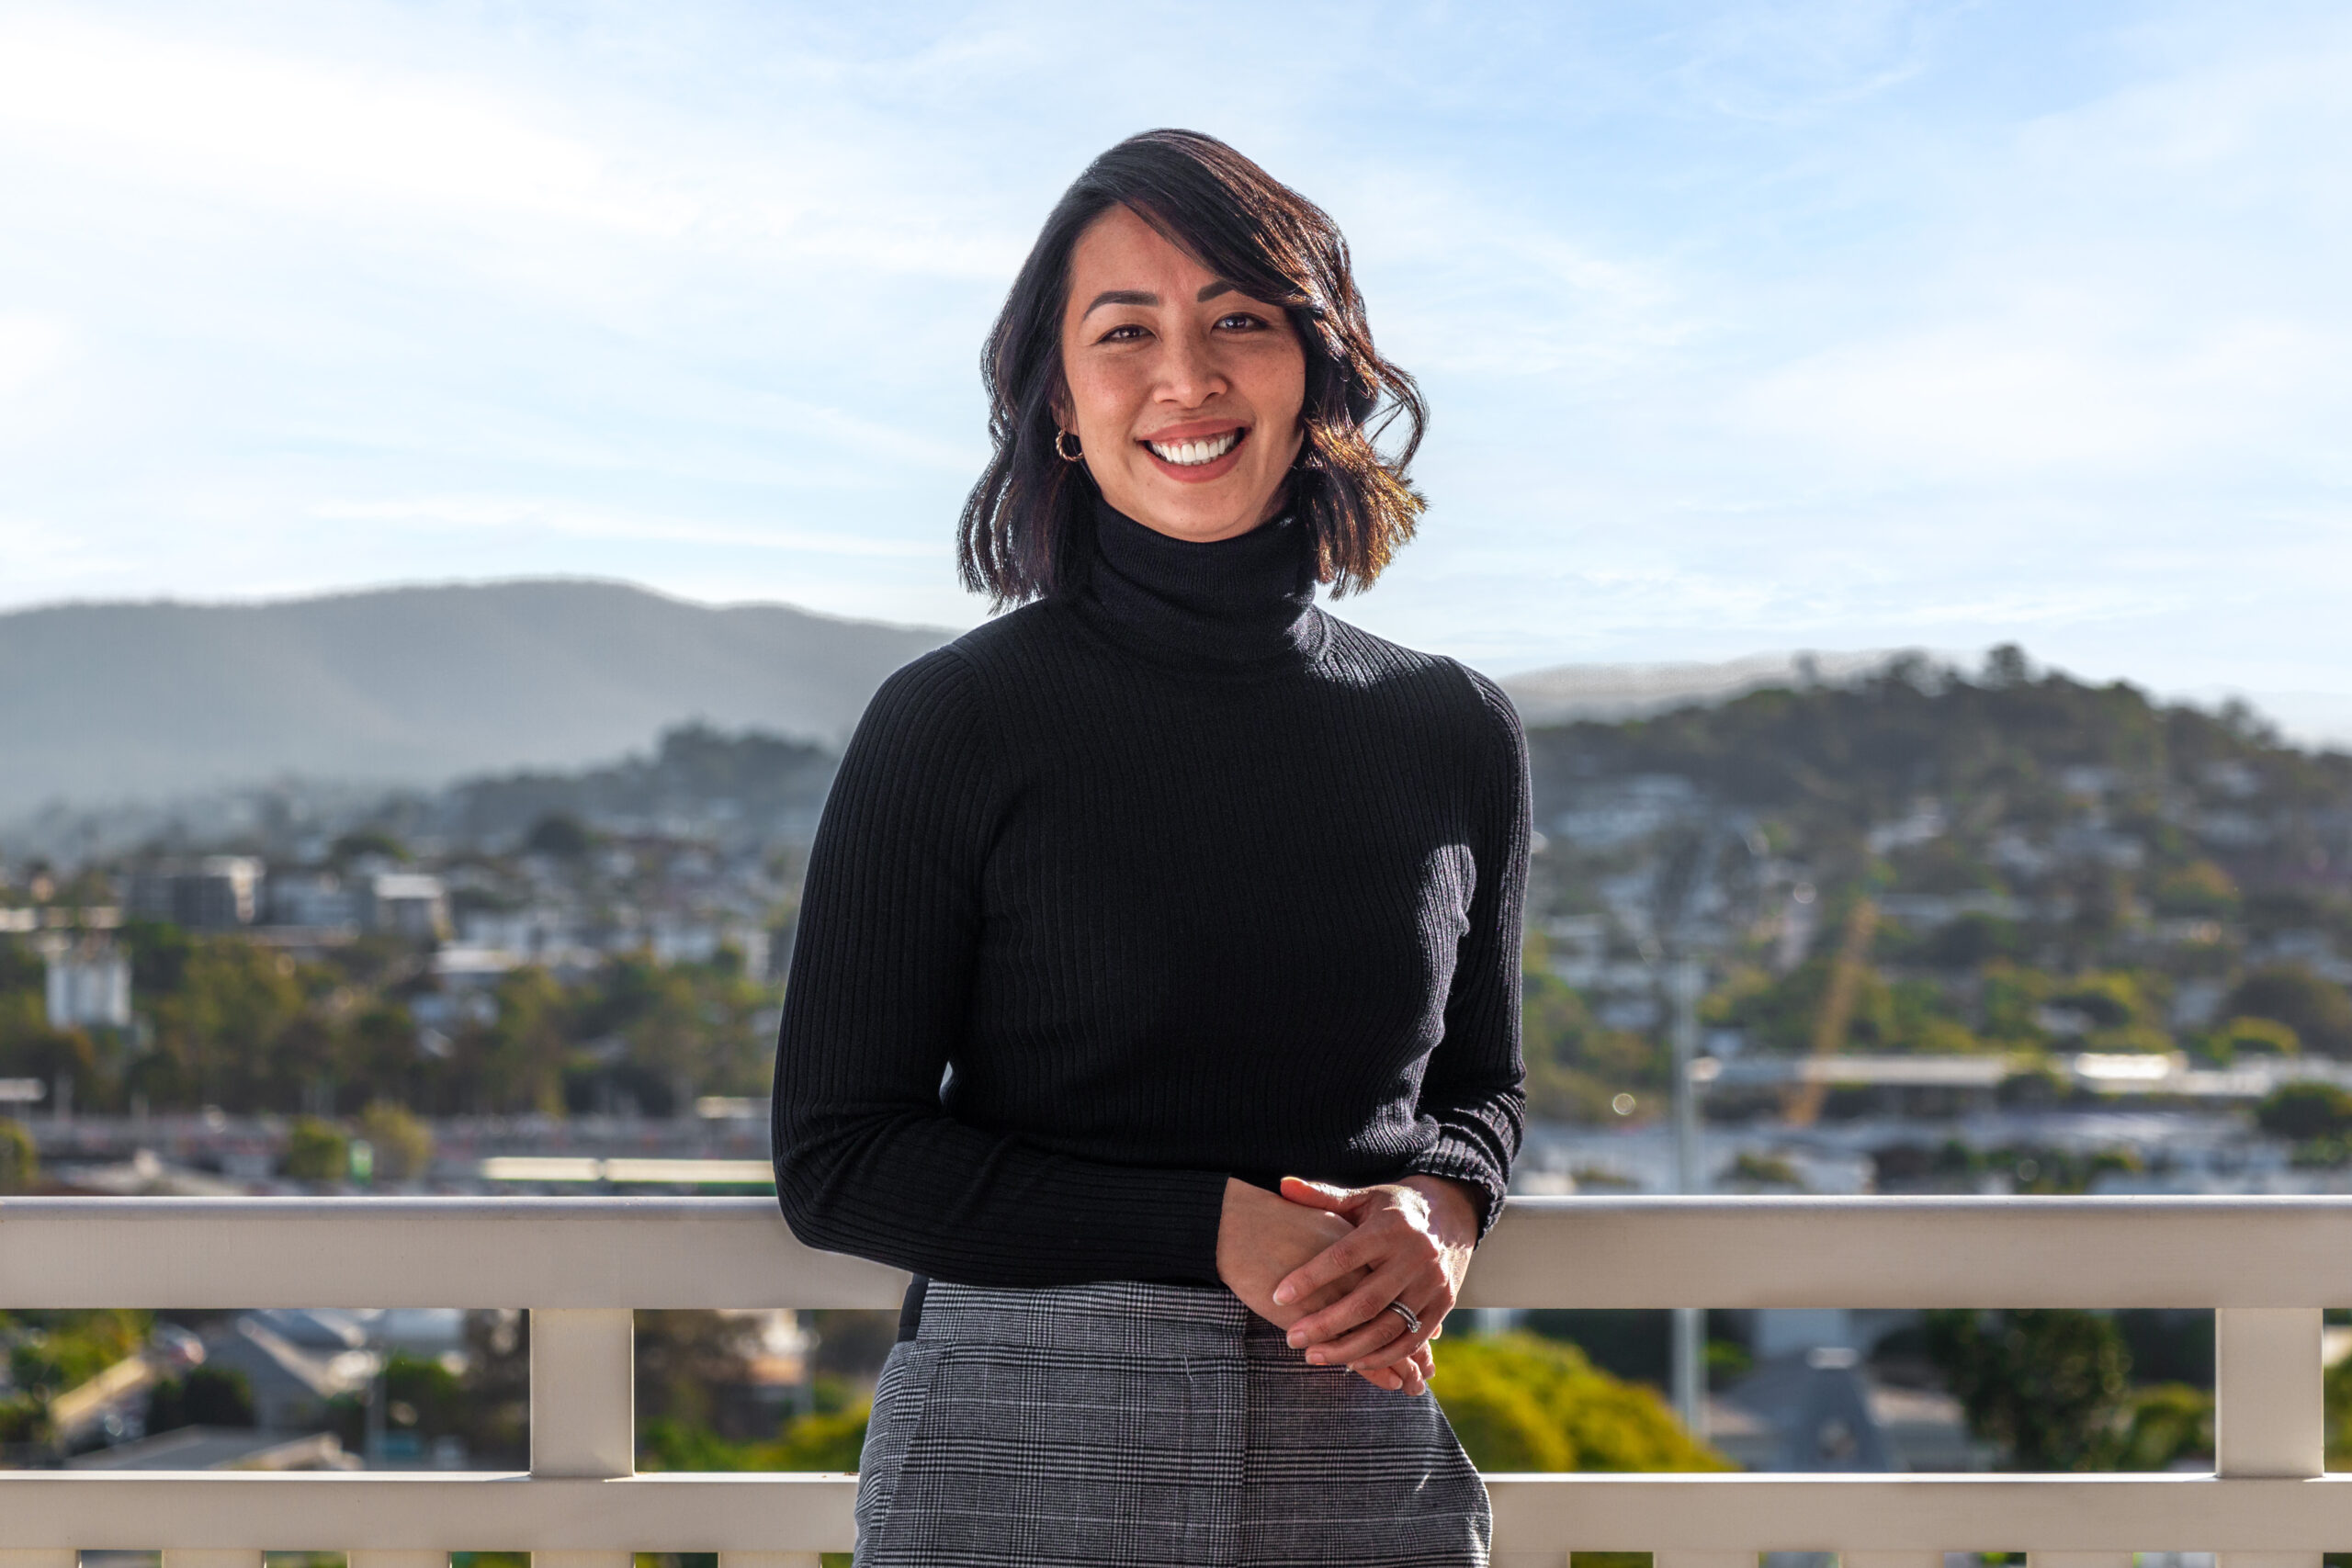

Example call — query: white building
[650,916,770,978]
[128,857,264,930]
[362,874,450,942]
[46,944,131,1030]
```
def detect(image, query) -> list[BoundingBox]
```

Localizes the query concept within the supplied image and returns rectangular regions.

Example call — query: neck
[1078,495,1321,668]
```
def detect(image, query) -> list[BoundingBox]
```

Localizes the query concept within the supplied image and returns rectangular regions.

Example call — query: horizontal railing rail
[3,1194,2347,1567]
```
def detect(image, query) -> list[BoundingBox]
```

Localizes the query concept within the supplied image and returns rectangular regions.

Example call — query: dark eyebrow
[1082,288,1158,317]
[1197,281,1235,302]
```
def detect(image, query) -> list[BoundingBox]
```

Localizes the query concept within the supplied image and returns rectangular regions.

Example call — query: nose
[1155,321,1227,408]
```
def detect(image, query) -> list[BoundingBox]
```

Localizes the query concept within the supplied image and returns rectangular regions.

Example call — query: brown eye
[1216,312,1262,332]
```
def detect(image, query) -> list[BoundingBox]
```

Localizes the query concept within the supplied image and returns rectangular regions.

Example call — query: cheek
[1248,347,1308,437]
[1063,354,1142,437]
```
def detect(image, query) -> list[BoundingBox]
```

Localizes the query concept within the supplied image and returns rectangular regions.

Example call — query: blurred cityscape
[8,644,2352,1484]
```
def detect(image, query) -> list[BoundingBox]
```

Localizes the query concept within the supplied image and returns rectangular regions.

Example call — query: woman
[772,129,1528,1568]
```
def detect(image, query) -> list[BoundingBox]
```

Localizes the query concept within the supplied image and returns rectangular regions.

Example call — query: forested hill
[431,723,839,846]
[1523,649,2352,888]
[1512,651,2352,1126]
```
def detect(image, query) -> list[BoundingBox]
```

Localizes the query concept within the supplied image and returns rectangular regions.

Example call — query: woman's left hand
[1271,1174,1480,1378]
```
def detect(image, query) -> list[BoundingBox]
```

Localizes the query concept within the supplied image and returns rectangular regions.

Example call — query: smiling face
[1057,205,1308,545]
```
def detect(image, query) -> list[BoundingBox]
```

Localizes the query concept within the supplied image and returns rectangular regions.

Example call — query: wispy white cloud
[1736,305,2338,478]
[0,513,134,592]
[0,17,686,232]
[311,496,941,558]
[2,0,2347,713]
[0,313,73,400]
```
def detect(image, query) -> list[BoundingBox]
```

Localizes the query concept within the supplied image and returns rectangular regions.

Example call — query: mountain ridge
[0,579,956,817]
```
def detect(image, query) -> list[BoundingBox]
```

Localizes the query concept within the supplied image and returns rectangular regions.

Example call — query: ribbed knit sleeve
[1404,664,1531,1235]
[770,649,1230,1287]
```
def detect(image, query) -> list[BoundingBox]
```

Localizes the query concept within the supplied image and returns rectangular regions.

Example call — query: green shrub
[639,1332,1734,1479]
[2256,1081,2352,1142]
[283,1117,348,1181]
[0,1392,51,1446]
[2214,1015,2300,1062]
[640,1400,874,1473]
[2114,1382,2213,1471]
[0,1119,35,1192]
[358,1101,435,1182]
[766,1406,871,1471]
[1429,1333,1731,1472]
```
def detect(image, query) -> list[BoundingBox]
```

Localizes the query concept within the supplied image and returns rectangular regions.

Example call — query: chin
[1120,479,1276,543]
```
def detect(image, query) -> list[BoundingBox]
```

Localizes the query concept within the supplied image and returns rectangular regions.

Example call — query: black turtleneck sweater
[770,501,1529,1288]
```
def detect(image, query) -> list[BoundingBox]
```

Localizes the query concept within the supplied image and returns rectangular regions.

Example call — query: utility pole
[1668,956,1706,1438]
[1650,818,1744,1441]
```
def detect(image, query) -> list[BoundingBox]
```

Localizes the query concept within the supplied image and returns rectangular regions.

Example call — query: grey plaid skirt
[853,1280,1490,1568]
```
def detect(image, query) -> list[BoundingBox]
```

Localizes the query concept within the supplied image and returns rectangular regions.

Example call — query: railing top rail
[9,1193,2352,1308]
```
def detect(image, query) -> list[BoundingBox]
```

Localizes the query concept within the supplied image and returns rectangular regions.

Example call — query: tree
[1520,969,1659,1122]
[524,813,594,859]
[635,1311,763,1437]
[359,1101,435,1181]
[146,1366,255,1432]
[0,1393,51,1447]
[144,936,311,1111]
[1983,644,2032,688]
[2255,1082,2352,1142]
[2227,965,2352,1059]
[1924,1309,2131,1470]
[0,1023,100,1116]
[2212,1015,2300,1063]
[2114,1383,2213,1471]
[331,829,411,864]
[2153,861,2239,919]
[459,1309,531,1466]
[474,966,572,1115]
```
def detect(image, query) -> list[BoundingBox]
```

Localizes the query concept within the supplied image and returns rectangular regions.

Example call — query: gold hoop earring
[1054,429,1083,462]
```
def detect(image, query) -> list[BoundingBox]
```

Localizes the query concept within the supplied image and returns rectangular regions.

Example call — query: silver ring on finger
[1385,1300,1421,1336]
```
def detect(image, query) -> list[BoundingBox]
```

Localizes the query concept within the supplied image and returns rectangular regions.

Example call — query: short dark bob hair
[957,129,1428,605]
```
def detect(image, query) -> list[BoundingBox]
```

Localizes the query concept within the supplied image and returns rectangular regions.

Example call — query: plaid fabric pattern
[854,1280,1490,1568]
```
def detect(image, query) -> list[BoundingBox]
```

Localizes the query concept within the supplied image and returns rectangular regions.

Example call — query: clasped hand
[1214,1173,1478,1397]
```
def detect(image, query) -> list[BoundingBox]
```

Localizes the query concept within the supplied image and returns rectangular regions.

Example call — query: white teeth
[1148,430,1240,466]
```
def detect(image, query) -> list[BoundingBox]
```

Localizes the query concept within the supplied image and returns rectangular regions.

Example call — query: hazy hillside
[1500,650,1904,725]
[0,581,954,817]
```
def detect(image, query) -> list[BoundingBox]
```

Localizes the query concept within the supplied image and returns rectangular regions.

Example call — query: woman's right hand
[1215,1178,1437,1394]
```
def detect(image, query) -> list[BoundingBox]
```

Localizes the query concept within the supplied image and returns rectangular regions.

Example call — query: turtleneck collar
[1076,494,1323,670]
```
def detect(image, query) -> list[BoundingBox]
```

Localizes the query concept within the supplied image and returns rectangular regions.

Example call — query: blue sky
[4,2,2348,734]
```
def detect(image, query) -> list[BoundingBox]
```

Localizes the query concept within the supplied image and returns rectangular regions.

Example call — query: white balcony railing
[5,1193,2352,1568]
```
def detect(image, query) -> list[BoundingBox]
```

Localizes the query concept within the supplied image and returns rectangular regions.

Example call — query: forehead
[1068,205,1217,295]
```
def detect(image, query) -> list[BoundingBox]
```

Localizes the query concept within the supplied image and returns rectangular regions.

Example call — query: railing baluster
[718,1552,825,1568]
[2218,1305,2324,1476]
[2030,1551,2132,1568]
[162,1552,263,1568]
[2216,1305,2324,1568]
[0,1551,79,1568]
[1848,1552,1945,1568]
[1657,1551,1758,1568]
[349,1550,449,1568]
[530,1305,637,1568]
